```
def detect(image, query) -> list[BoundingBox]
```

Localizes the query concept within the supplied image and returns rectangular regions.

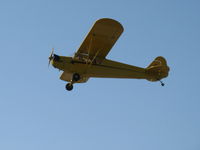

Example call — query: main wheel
[65,83,73,91]
[72,73,80,82]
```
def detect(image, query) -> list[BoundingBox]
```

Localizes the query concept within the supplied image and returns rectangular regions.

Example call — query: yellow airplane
[48,18,170,91]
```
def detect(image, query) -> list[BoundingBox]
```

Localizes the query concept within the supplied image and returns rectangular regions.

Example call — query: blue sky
[0,0,200,150]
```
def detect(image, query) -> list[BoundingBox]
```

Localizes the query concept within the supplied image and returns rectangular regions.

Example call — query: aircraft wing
[74,18,124,63]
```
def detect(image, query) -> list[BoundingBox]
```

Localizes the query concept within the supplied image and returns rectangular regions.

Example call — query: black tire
[66,83,73,91]
[73,73,80,82]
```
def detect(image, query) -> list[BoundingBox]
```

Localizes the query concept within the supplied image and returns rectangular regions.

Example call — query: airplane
[48,18,170,91]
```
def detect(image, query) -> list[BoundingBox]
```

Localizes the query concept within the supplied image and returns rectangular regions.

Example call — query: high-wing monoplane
[48,18,170,91]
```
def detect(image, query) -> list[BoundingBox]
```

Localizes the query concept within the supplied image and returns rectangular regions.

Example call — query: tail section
[146,56,170,82]
[147,56,167,68]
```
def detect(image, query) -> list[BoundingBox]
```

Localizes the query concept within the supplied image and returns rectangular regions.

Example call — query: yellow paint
[50,18,169,87]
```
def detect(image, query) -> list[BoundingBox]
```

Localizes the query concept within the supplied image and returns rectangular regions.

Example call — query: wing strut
[88,36,93,58]
[84,49,101,73]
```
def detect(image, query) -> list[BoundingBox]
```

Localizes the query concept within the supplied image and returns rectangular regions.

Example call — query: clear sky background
[0,0,200,150]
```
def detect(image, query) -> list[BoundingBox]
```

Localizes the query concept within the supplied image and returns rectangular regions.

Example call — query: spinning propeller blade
[48,48,54,67]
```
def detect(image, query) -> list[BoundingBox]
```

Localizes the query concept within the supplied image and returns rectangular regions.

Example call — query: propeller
[48,48,54,67]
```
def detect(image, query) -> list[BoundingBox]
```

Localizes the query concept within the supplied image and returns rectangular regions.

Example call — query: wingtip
[95,18,124,32]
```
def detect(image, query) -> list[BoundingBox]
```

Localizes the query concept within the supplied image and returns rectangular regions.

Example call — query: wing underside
[74,18,124,63]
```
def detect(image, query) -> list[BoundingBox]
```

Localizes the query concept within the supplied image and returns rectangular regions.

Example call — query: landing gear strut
[65,73,80,91]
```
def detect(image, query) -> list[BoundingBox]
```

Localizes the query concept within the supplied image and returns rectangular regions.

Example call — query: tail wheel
[159,80,165,86]
[73,73,80,82]
[66,83,73,91]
